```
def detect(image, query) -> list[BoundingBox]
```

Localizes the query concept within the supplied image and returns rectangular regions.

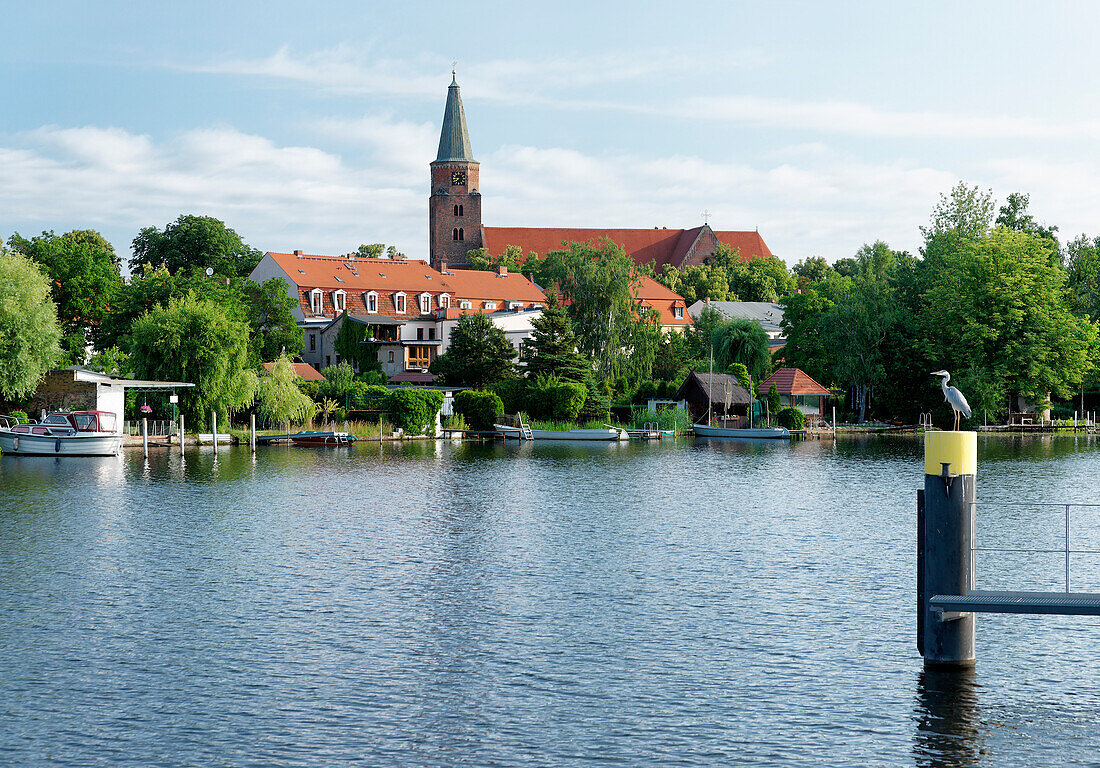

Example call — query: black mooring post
[920,432,977,669]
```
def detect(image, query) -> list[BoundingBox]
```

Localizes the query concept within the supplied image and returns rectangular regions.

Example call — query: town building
[248,250,546,378]
[633,275,691,333]
[427,75,773,273]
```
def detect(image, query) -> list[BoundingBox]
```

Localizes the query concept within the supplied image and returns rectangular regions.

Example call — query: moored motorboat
[692,423,790,440]
[289,430,357,446]
[0,411,124,456]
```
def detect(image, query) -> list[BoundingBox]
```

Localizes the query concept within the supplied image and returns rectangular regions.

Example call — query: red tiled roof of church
[759,368,831,396]
[482,226,773,270]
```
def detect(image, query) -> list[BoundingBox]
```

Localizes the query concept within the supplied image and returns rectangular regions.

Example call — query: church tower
[429,73,482,270]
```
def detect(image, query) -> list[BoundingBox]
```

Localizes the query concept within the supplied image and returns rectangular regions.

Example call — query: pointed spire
[435,73,474,163]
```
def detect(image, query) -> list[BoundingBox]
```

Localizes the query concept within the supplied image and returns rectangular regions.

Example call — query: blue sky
[4,1,1100,266]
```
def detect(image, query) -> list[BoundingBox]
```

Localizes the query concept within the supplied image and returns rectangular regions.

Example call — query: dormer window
[458,299,472,310]
[483,301,497,311]
[419,293,432,314]
[508,301,522,311]
[366,291,378,314]
[439,293,451,309]
[310,289,323,315]
[672,305,684,319]
[333,290,346,312]
[394,292,407,314]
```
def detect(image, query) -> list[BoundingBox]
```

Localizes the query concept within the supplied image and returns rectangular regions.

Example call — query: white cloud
[6,117,1100,269]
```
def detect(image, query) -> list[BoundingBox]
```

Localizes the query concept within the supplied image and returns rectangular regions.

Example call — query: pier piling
[142,418,148,457]
[212,411,218,454]
[179,415,184,456]
[918,431,977,669]
[250,414,256,452]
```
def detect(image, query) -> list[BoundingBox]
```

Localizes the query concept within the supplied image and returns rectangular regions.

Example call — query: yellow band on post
[924,431,977,476]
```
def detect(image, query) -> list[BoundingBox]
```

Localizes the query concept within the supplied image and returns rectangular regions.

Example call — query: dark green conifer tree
[523,292,591,383]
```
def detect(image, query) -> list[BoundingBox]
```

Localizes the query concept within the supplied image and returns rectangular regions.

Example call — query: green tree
[0,248,64,399]
[356,243,406,260]
[128,295,257,427]
[920,182,996,242]
[523,292,590,383]
[130,214,262,277]
[239,278,302,362]
[538,239,637,379]
[257,355,316,426]
[8,229,123,359]
[430,312,517,388]
[997,192,1059,247]
[1065,234,1100,319]
[793,256,833,286]
[921,227,1098,416]
[710,317,772,381]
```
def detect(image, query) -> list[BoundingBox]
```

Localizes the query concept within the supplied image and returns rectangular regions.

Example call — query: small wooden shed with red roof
[758,368,832,420]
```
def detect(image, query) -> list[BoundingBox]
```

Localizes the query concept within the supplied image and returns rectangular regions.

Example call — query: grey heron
[932,370,971,430]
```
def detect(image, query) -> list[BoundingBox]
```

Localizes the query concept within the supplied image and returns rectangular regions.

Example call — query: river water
[3,435,1100,766]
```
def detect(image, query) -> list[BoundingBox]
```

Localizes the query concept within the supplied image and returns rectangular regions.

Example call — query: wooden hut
[675,371,753,427]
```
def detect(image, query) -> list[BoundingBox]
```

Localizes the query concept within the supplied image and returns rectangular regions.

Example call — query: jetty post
[212,411,218,454]
[918,430,977,669]
[250,413,256,452]
[142,417,148,457]
[179,414,184,456]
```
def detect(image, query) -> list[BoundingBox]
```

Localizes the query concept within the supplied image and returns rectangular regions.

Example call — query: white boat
[0,411,124,456]
[693,423,790,440]
[494,424,629,441]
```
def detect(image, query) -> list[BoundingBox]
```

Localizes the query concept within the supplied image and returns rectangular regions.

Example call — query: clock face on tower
[451,170,467,186]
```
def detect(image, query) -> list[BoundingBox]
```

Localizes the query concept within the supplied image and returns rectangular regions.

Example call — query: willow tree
[0,248,63,400]
[256,355,316,427]
[128,295,257,427]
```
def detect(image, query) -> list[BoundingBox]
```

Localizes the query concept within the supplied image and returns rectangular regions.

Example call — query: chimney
[498,265,507,277]
[294,250,303,258]
[705,297,711,305]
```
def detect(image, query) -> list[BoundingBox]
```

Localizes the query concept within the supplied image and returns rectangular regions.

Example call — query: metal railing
[972,502,1100,592]
[123,420,176,437]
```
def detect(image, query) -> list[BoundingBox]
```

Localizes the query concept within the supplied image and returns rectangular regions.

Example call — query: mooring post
[250,413,256,452]
[142,417,148,457]
[212,411,218,454]
[179,414,185,456]
[919,430,977,669]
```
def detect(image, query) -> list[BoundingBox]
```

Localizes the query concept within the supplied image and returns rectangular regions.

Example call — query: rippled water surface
[4,435,1100,766]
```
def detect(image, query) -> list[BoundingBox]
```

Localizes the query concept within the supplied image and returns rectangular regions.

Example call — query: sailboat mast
[708,344,713,427]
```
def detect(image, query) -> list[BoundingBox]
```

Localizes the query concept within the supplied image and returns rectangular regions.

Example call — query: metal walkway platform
[931,590,1100,616]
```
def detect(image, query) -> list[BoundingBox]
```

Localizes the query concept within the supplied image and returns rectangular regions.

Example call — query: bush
[10,410,28,423]
[348,383,391,411]
[545,381,587,420]
[490,378,528,414]
[388,388,444,435]
[319,362,355,400]
[454,390,504,430]
[777,406,805,430]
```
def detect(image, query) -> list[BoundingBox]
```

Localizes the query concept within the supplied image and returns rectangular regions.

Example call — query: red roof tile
[482,226,772,270]
[759,368,831,396]
[262,361,325,381]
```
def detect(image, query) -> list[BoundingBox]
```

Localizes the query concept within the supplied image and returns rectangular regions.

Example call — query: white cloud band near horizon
[5,115,1099,270]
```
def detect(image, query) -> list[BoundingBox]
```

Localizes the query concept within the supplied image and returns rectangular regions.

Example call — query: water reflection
[913,669,986,768]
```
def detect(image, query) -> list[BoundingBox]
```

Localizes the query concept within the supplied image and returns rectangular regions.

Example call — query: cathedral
[428,75,774,272]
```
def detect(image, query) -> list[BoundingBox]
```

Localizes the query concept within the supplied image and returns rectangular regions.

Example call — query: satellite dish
[205,267,214,277]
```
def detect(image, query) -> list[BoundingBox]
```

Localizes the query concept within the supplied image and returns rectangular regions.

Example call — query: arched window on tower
[453,204,463,217]
[452,228,459,241]
[458,228,464,241]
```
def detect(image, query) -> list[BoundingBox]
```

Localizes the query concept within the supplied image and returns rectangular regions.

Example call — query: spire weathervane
[702,209,710,225]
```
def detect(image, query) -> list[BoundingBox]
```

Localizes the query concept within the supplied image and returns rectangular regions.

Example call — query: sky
[4,1,1100,268]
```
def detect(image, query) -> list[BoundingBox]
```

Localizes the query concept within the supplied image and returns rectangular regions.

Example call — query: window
[428,327,436,340]
[452,228,464,241]
[408,345,432,369]
[672,305,684,319]
[453,204,463,216]
[419,293,432,314]
[310,289,323,315]
[508,301,522,311]
[326,355,331,367]
[334,275,344,283]
[388,350,394,363]
[483,301,497,311]
[310,334,316,351]
[439,293,450,309]
[394,292,407,313]
[417,327,424,341]
[334,290,346,312]
[366,291,378,313]
[458,299,471,310]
